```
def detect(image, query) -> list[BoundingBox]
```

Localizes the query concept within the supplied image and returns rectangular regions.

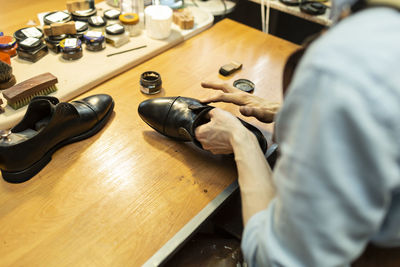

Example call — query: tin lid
[44,11,72,25]
[83,31,105,42]
[0,36,17,49]
[233,79,255,93]
[60,38,82,52]
[71,8,97,21]
[75,21,89,32]
[105,23,125,35]
[19,37,42,50]
[104,9,121,20]
[88,16,107,27]
[119,13,139,25]
[14,27,43,42]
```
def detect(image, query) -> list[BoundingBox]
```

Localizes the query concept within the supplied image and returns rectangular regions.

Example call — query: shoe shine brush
[0,60,16,90]
[2,72,58,109]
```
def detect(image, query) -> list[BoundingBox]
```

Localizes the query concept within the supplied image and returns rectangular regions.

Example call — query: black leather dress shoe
[138,96,268,153]
[0,94,114,183]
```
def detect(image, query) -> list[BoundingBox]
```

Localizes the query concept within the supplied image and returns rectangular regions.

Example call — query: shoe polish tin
[83,31,106,51]
[14,27,44,42]
[60,38,83,60]
[45,34,67,53]
[16,37,48,62]
[44,11,72,25]
[233,79,255,93]
[140,71,162,95]
[105,24,129,48]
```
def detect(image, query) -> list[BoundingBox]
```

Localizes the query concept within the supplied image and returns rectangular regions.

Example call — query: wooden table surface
[0,1,299,266]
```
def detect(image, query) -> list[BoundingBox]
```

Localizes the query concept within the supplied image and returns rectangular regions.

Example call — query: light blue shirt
[242,7,400,267]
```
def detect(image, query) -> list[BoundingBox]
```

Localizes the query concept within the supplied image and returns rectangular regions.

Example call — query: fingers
[201,92,248,105]
[239,106,275,123]
[201,81,239,93]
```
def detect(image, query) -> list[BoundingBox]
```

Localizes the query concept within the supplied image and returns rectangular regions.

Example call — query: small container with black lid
[0,36,18,57]
[83,31,106,51]
[14,27,44,42]
[16,37,48,62]
[105,23,129,48]
[43,11,72,25]
[71,8,97,22]
[45,34,67,53]
[88,16,107,32]
[104,9,121,25]
[71,21,89,40]
[60,38,83,60]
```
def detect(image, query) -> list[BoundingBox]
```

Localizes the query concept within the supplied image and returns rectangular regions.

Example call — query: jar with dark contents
[105,23,129,48]
[0,36,18,57]
[14,27,44,42]
[83,31,106,51]
[88,16,107,32]
[45,34,68,53]
[71,8,97,22]
[43,11,72,25]
[16,37,48,62]
[104,9,121,25]
[60,38,83,60]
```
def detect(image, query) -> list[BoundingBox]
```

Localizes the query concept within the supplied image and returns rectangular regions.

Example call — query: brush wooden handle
[43,21,77,36]
[3,73,58,102]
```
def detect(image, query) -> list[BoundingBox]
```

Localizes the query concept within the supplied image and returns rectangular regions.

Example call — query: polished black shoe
[138,96,268,153]
[0,94,114,183]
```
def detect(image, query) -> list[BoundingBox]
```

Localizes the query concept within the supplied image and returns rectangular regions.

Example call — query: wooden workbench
[0,1,299,265]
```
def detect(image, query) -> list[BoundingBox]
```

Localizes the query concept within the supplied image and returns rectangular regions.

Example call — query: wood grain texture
[0,1,299,266]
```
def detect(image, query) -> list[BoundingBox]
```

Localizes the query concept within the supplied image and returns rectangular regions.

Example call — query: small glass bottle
[0,36,18,57]
[120,0,144,29]
[119,13,141,37]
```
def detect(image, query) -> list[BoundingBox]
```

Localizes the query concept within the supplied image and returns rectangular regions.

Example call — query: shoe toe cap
[81,94,114,119]
[138,97,177,134]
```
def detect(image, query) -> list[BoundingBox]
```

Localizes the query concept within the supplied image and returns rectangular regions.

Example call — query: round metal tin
[233,79,255,93]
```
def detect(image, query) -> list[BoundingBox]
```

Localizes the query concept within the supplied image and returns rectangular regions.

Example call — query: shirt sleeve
[241,64,399,267]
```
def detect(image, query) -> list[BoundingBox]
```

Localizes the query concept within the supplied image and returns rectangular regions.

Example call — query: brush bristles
[9,85,58,110]
[0,61,12,83]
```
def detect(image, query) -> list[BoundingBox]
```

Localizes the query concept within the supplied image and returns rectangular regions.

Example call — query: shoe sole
[1,101,115,183]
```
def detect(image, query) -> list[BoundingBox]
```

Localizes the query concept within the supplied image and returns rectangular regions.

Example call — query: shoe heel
[1,154,52,183]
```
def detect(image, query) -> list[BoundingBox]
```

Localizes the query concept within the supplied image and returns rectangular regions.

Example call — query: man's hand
[195,108,250,155]
[201,82,280,123]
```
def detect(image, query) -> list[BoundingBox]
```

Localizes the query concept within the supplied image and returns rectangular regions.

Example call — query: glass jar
[119,13,141,36]
[0,36,18,57]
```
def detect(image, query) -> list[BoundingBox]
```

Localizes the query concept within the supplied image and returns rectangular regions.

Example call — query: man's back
[242,6,400,266]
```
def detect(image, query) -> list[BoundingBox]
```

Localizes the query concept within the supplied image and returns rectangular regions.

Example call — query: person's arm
[230,126,275,224]
[195,108,275,223]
